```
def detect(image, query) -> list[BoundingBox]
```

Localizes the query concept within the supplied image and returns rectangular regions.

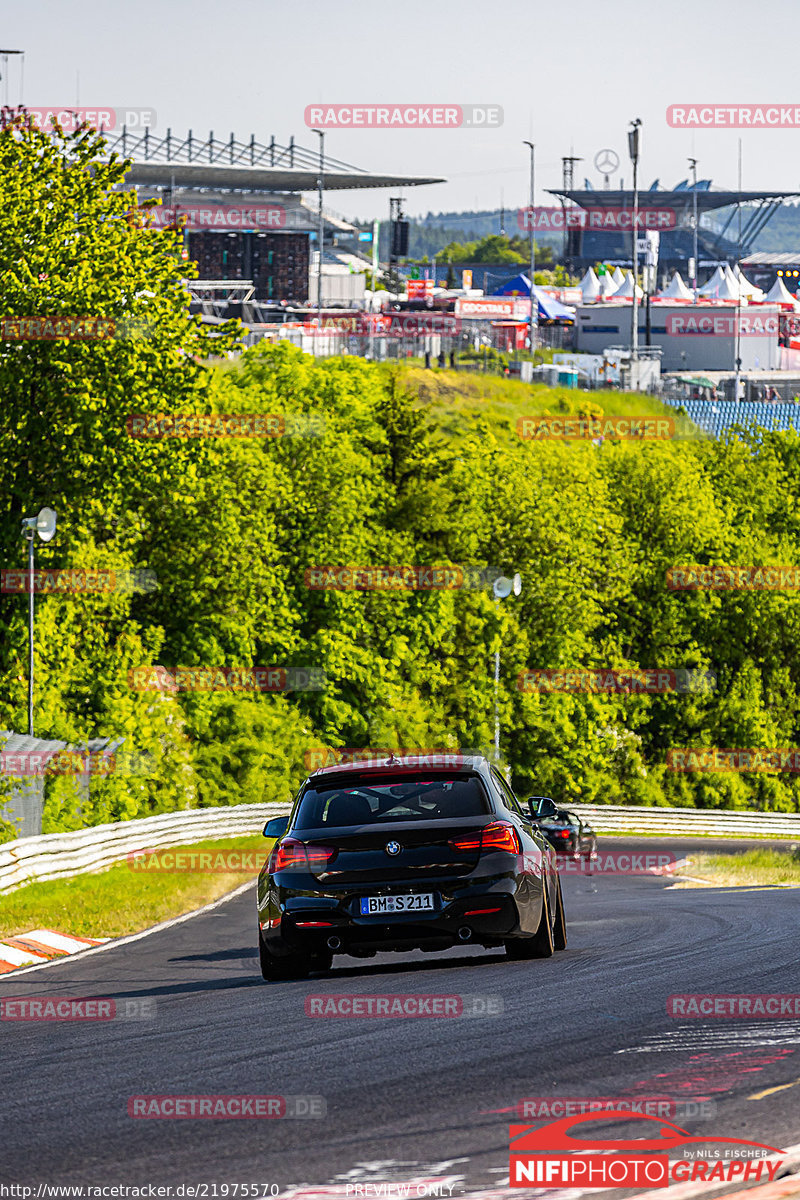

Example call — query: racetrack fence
[0,802,288,895]
[2,800,800,896]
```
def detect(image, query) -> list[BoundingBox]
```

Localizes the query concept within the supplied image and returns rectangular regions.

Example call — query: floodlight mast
[20,507,56,737]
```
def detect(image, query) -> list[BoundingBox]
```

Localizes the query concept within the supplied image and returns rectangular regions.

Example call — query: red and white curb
[0,928,108,974]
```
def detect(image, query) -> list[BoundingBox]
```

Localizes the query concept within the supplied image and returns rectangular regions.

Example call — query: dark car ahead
[256,755,567,980]
[537,806,597,865]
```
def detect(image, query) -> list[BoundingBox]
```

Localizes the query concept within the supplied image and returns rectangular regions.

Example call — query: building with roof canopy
[106,127,443,305]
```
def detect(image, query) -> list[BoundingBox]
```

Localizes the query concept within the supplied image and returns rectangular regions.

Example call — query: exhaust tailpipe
[327,935,342,951]
[457,926,472,942]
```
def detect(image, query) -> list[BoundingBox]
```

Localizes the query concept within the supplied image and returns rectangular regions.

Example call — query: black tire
[505,884,555,960]
[553,875,567,951]
[259,934,324,982]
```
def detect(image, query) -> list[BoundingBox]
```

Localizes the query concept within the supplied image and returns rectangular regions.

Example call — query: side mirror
[527,796,558,821]
[263,816,289,838]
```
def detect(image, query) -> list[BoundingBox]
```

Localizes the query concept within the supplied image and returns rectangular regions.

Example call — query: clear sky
[4,0,800,223]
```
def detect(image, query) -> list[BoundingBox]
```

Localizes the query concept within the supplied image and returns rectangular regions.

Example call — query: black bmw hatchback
[256,754,567,980]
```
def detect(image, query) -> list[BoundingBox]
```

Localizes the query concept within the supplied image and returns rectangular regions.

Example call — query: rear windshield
[541,812,577,827]
[292,774,491,831]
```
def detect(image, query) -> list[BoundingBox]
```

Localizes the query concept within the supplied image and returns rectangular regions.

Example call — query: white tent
[598,272,619,297]
[579,267,600,301]
[765,275,797,304]
[612,266,626,287]
[658,271,693,300]
[614,270,644,300]
[698,266,726,297]
[734,266,765,301]
[715,273,740,301]
[724,264,740,292]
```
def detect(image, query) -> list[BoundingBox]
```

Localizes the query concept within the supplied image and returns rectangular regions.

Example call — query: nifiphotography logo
[509,1111,783,1188]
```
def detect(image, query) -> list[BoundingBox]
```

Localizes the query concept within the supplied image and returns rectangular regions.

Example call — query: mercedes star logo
[594,148,620,175]
[385,841,401,856]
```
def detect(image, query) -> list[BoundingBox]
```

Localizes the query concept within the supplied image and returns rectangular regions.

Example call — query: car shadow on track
[170,947,258,963]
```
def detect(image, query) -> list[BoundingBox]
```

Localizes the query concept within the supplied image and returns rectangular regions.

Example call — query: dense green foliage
[2,115,800,843]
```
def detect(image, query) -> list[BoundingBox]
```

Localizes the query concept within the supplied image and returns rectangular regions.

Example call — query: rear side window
[292,775,490,830]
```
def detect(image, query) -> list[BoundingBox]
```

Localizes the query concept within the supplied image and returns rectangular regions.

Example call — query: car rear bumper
[259,881,524,955]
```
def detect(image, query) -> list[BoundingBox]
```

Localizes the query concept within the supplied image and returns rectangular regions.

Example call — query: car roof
[307,753,489,781]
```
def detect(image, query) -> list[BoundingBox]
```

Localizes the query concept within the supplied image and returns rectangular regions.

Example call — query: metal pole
[313,130,325,315]
[631,148,639,363]
[628,119,642,377]
[27,530,34,737]
[372,218,379,293]
[523,141,537,354]
[494,605,500,762]
[689,157,698,303]
[734,138,743,401]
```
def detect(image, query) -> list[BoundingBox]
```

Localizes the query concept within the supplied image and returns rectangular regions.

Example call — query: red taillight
[305,844,336,867]
[295,921,333,928]
[267,839,335,872]
[559,830,571,838]
[449,821,520,855]
[464,906,503,916]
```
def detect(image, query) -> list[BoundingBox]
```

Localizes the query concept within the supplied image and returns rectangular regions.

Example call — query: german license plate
[360,893,435,915]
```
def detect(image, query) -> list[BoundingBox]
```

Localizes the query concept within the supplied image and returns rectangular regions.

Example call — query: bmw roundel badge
[385,840,401,856]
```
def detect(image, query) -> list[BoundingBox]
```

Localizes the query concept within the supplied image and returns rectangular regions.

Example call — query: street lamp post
[628,119,642,371]
[491,573,522,762]
[312,129,325,317]
[20,507,57,737]
[688,157,698,303]
[523,141,537,355]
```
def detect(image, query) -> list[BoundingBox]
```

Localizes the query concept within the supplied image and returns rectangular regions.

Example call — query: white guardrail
[0,802,290,895]
[2,800,800,896]
[570,803,800,839]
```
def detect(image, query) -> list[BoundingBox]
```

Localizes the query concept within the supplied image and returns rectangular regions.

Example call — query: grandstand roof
[547,188,800,214]
[107,129,444,192]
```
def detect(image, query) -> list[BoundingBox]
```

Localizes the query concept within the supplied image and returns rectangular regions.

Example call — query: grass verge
[395,366,695,449]
[0,834,273,941]
[673,848,800,888]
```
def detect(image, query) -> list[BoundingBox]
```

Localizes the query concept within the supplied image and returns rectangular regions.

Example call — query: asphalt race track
[3,838,800,1195]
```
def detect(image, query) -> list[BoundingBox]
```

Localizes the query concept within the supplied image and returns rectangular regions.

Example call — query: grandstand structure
[107,128,443,305]
[661,397,800,437]
[548,180,800,282]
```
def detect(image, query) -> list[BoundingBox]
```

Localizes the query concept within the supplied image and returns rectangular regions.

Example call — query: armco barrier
[0,802,290,895]
[1,800,799,897]
[569,803,800,839]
